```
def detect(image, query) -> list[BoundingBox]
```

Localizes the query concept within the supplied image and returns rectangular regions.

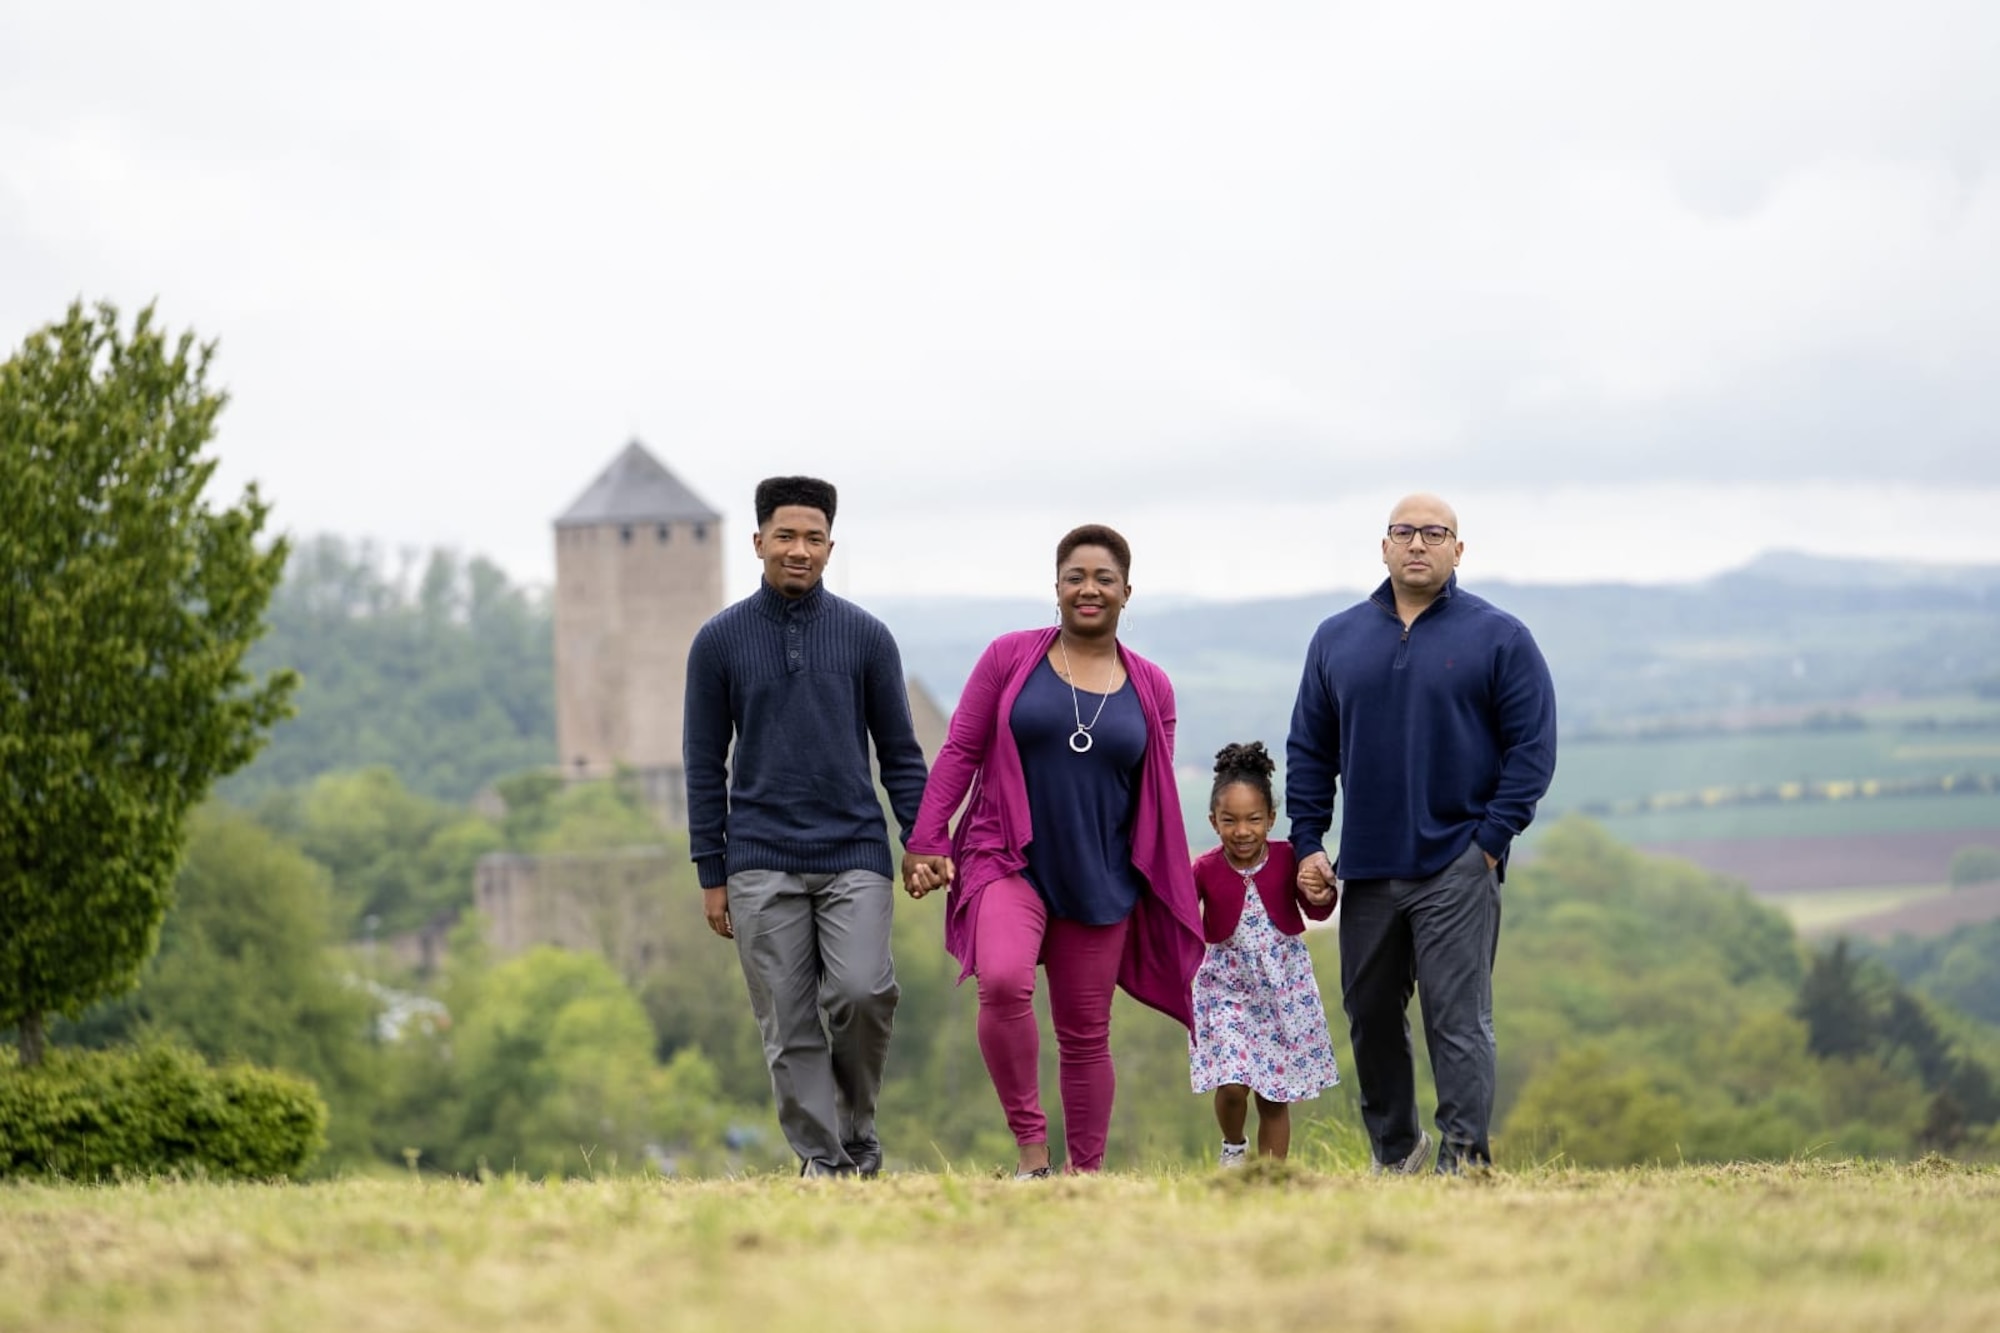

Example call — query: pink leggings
[974,875,1131,1173]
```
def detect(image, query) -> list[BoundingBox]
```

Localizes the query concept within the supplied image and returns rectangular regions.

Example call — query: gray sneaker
[1370,1130,1433,1176]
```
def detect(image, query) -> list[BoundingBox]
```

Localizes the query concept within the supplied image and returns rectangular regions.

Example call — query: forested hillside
[224,537,555,802]
[1869,918,2000,1029]
[55,800,2000,1173]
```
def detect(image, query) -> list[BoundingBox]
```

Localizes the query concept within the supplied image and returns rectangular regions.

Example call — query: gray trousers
[727,868,899,1173]
[1339,841,1501,1169]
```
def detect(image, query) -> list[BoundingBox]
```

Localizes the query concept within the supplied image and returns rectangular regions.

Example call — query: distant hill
[231,543,2000,825]
[1731,549,2000,593]
[871,551,2000,742]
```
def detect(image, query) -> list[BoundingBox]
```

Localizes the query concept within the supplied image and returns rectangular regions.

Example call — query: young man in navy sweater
[1286,493,1557,1173]
[683,476,929,1177]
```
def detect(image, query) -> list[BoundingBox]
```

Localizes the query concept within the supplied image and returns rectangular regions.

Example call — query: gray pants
[1339,841,1501,1169]
[727,868,899,1173]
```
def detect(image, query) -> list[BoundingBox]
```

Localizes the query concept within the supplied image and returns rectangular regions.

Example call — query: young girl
[1189,741,1340,1164]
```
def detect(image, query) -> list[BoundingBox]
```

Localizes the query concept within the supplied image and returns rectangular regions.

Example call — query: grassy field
[1768,883,1954,934]
[5,1162,1999,1332]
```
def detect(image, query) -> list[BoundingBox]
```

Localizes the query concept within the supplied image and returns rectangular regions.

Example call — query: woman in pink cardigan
[905,525,1205,1177]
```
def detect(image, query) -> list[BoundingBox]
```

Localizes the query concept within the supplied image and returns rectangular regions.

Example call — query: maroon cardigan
[908,628,1205,1028]
[1193,840,1333,945]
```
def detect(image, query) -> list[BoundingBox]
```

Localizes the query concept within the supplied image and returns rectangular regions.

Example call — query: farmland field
[1583,792,2000,847]
[1827,880,2000,941]
[4,1163,1999,1332]
[1543,692,2000,815]
[1761,883,1953,934]
[1171,693,2000,853]
[1631,828,2000,894]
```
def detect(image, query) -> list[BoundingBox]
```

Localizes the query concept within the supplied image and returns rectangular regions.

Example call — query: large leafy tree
[0,301,296,1064]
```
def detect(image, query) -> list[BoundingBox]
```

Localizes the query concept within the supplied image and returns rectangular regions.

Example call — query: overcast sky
[5,1,1996,602]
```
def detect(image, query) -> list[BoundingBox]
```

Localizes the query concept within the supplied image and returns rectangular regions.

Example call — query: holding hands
[1297,851,1339,911]
[903,853,955,899]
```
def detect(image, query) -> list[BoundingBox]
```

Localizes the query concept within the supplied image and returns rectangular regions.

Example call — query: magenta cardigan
[1193,840,1334,945]
[908,628,1205,1029]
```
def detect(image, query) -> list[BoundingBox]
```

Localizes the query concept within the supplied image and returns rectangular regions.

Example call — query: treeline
[48,785,2000,1174]
[1867,918,2000,1032]
[1502,823,2000,1162]
[224,536,556,803]
[53,770,757,1172]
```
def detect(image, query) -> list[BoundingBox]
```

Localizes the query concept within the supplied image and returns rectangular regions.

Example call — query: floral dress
[1189,858,1341,1102]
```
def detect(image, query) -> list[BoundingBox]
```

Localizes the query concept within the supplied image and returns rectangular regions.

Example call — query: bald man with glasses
[1285,493,1558,1174]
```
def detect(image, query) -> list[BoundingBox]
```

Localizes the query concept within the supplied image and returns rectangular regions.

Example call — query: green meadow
[5,1163,1998,1333]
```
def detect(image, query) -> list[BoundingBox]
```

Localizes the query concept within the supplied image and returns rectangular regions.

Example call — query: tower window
[657,524,670,543]
[694,523,708,542]
[620,525,634,545]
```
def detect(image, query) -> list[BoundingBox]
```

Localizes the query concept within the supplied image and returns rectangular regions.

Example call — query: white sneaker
[1219,1140,1249,1169]
[1370,1130,1433,1176]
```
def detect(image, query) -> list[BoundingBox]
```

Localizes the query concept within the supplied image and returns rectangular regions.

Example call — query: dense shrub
[0,1043,326,1180]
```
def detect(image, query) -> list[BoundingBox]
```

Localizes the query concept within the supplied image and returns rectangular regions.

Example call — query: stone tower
[553,440,724,824]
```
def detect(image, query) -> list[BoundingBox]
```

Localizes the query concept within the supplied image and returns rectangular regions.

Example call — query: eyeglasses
[1387,524,1456,547]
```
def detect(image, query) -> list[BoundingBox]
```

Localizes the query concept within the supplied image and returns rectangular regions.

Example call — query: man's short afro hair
[755,476,838,529]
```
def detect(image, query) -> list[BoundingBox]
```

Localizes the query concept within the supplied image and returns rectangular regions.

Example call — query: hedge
[0,1043,327,1180]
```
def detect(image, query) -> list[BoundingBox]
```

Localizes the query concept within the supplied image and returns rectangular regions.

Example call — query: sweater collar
[1370,571,1457,619]
[753,578,829,622]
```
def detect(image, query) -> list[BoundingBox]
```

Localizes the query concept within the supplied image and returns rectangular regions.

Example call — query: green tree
[1867,920,2000,1028]
[253,766,502,934]
[1796,939,1877,1060]
[490,767,663,854]
[1507,1045,1692,1166]
[0,302,295,1065]
[54,806,382,1166]
[449,947,666,1176]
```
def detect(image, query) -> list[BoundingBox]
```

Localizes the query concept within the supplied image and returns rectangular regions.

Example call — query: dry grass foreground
[4,1159,1998,1332]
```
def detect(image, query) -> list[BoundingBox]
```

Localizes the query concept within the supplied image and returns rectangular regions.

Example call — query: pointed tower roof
[556,440,722,528]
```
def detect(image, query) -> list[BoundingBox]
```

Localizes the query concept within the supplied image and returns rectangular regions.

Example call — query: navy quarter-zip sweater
[683,580,929,890]
[1285,573,1557,881]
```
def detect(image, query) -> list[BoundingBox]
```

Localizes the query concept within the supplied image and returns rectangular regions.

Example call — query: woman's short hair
[1055,524,1131,580]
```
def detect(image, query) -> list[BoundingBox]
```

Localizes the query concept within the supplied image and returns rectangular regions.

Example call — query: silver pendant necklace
[1057,634,1116,753]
